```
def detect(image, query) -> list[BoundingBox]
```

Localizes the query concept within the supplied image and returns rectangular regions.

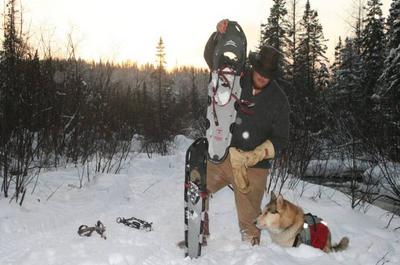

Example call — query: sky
[2,0,392,69]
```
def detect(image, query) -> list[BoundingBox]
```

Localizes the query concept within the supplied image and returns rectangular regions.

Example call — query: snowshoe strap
[231,94,255,116]
[211,69,254,126]
[78,220,107,239]
[116,217,153,232]
[210,69,236,126]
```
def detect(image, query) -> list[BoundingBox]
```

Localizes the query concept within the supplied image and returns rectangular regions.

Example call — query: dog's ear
[276,194,284,209]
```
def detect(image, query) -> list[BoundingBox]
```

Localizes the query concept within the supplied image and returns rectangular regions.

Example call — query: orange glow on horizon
[2,0,392,70]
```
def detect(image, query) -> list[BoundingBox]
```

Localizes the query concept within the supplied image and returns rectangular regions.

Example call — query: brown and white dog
[255,193,349,253]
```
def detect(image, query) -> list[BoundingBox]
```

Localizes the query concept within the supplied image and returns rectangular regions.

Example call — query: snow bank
[363,162,400,184]
[172,135,194,153]
[362,162,400,196]
[304,159,370,178]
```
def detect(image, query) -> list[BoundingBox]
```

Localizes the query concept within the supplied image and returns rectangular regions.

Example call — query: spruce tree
[356,0,386,140]
[315,62,330,92]
[331,37,343,78]
[286,0,300,87]
[292,0,329,135]
[385,0,400,51]
[360,0,386,98]
[296,0,328,93]
[153,37,173,155]
[330,37,343,90]
[260,0,289,77]
[375,0,400,159]
[377,0,400,98]
[353,0,366,55]
[335,38,363,107]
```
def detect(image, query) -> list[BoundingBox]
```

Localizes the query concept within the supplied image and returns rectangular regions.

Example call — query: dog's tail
[331,236,349,252]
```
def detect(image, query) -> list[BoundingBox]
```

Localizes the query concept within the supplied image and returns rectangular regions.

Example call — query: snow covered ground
[1,136,400,265]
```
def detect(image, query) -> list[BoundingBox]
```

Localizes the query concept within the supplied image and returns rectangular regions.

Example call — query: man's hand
[243,140,275,168]
[216,19,229,34]
[229,147,250,193]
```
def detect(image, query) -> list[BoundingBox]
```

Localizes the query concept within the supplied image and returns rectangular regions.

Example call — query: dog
[255,192,349,253]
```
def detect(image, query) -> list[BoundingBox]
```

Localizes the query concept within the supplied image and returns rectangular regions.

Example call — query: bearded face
[252,70,270,91]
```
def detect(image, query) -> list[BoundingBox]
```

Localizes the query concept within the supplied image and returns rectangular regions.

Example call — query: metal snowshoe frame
[206,20,248,163]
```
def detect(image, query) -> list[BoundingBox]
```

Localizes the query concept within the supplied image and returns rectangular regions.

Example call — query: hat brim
[249,55,276,80]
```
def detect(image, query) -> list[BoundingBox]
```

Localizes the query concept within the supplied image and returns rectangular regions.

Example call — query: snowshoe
[184,137,208,258]
[206,20,247,163]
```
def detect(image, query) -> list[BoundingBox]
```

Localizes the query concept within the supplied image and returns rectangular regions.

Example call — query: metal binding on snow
[78,220,107,239]
[116,217,153,232]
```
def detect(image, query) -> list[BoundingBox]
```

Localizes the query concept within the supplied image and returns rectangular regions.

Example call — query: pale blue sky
[3,0,392,68]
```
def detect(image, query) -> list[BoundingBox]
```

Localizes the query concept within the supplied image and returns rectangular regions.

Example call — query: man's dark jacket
[204,32,290,169]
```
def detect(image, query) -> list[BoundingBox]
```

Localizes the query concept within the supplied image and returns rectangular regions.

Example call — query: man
[203,19,290,245]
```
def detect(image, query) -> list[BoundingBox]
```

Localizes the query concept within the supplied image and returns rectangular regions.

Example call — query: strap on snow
[78,220,107,239]
[116,216,153,232]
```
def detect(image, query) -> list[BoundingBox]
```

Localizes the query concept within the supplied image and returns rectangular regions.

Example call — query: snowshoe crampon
[206,20,247,163]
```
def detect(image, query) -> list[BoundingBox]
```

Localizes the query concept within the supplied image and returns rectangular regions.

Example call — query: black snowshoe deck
[184,137,208,258]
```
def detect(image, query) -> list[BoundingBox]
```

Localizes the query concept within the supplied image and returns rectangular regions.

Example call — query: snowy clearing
[1,136,400,265]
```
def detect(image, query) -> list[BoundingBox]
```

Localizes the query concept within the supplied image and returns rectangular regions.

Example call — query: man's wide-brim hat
[249,46,280,79]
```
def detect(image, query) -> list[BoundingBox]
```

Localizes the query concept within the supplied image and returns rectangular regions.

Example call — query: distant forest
[1,0,399,207]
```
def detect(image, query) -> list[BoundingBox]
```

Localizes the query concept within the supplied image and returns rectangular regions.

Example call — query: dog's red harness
[293,213,329,250]
[309,222,329,249]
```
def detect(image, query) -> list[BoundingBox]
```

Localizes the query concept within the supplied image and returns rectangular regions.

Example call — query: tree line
[0,0,209,203]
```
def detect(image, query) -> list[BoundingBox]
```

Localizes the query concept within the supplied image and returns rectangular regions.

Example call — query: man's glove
[243,140,275,168]
[229,147,251,194]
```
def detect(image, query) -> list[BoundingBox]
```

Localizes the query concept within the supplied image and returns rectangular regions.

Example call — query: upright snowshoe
[184,138,208,258]
[206,20,247,163]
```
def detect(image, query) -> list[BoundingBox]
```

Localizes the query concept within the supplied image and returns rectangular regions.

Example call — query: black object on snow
[78,220,107,239]
[116,216,153,232]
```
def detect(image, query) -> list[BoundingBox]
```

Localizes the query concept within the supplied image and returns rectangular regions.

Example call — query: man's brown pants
[206,154,269,241]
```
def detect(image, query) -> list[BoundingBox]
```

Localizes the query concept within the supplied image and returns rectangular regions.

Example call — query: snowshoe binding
[78,220,107,240]
[116,217,153,232]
